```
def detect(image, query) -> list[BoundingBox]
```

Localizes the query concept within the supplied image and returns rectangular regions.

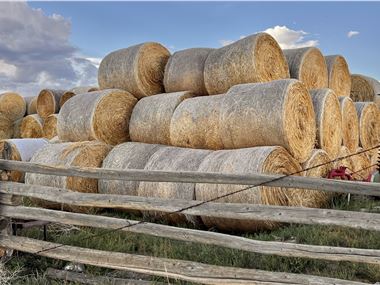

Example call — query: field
[3,194,380,284]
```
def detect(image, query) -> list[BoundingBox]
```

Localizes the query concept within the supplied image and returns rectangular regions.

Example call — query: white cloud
[219,35,246,47]
[0,2,98,96]
[263,25,318,49]
[347,31,359,38]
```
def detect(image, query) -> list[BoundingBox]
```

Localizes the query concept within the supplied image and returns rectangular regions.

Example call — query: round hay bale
[0,138,48,182]
[350,74,380,102]
[310,89,342,159]
[36,89,66,119]
[99,142,163,196]
[98,42,170,99]
[324,55,351,97]
[25,141,111,212]
[351,147,371,180]
[129,91,193,145]
[291,149,333,208]
[334,145,354,171]
[355,102,380,149]
[57,89,137,145]
[195,146,301,232]
[0,92,26,121]
[375,95,380,109]
[60,86,99,108]
[164,48,214,95]
[12,119,22,139]
[203,33,290,95]
[283,47,328,90]
[25,96,37,115]
[42,114,58,140]
[170,95,224,150]
[138,146,211,225]
[220,79,316,163]
[366,148,379,173]
[20,114,44,139]
[0,114,13,140]
[338,96,359,153]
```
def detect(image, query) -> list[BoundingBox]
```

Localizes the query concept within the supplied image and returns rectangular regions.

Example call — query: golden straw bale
[170,95,224,150]
[355,102,380,149]
[0,92,26,121]
[310,89,342,159]
[350,74,380,102]
[129,91,193,145]
[43,114,58,139]
[283,47,328,90]
[60,86,99,108]
[324,55,351,97]
[36,89,66,119]
[333,146,354,172]
[204,33,290,95]
[164,48,214,95]
[98,42,170,99]
[0,114,13,140]
[25,96,37,115]
[12,118,22,139]
[195,146,301,232]
[57,89,137,145]
[337,96,359,153]
[20,114,44,138]
[351,147,371,180]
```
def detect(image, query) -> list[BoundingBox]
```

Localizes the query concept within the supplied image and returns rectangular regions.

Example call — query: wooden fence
[0,158,380,284]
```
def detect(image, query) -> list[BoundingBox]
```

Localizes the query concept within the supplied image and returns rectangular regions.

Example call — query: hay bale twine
[325,55,351,97]
[12,119,22,139]
[138,146,211,225]
[98,43,170,99]
[60,86,99,108]
[0,92,26,121]
[99,142,163,196]
[164,48,214,95]
[220,79,316,163]
[351,147,371,180]
[25,96,37,115]
[291,149,333,208]
[355,102,380,149]
[170,95,224,150]
[203,33,290,95]
[36,89,66,119]
[195,146,301,232]
[43,114,58,139]
[284,47,328,90]
[25,141,111,211]
[338,96,359,153]
[310,89,342,159]
[57,89,137,145]
[20,114,44,139]
[0,114,13,140]
[350,74,380,102]
[334,145,354,171]
[0,138,48,182]
[129,91,193,145]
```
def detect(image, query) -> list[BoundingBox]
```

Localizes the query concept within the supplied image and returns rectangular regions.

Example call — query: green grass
[4,194,380,284]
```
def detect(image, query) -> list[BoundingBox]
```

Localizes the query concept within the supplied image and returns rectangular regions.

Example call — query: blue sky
[0,1,379,96]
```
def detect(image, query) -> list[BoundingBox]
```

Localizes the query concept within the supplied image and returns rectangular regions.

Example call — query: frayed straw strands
[164,48,214,95]
[98,42,170,99]
[60,86,99,108]
[338,96,359,153]
[195,146,301,232]
[20,114,44,139]
[0,92,26,121]
[57,89,137,145]
[351,147,371,180]
[355,102,380,149]
[0,138,48,182]
[129,91,193,145]
[284,47,328,90]
[203,33,290,95]
[36,89,66,119]
[43,114,58,139]
[310,89,342,159]
[325,55,351,97]
[0,114,13,140]
[170,95,224,150]
[334,146,354,171]
[350,74,380,102]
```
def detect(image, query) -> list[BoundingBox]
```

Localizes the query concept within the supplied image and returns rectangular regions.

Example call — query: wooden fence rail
[0,235,369,285]
[0,159,379,196]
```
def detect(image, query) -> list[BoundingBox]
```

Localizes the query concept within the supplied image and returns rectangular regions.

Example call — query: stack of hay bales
[0,92,27,139]
[60,86,99,107]
[350,74,380,102]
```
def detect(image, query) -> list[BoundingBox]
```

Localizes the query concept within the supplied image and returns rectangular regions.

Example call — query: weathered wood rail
[0,158,379,284]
